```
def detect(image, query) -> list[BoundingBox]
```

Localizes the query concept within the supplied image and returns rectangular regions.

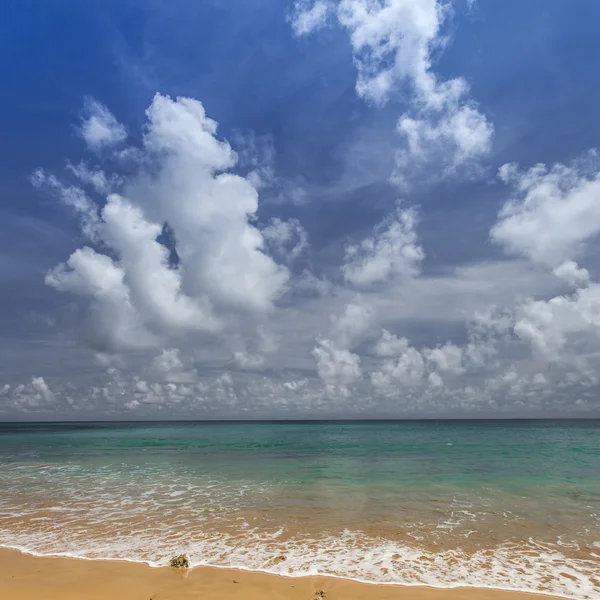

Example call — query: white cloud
[100,194,216,334]
[2,377,55,412]
[130,94,289,315]
[423,342,465,375]
[42,94,290,353]
[373,329,409,357]
[514,283,600,360]
[290,1,332,36]
[80,98,127,151]
[330,301,373,347]
[553,261,590,288]
[310,300,372,394]
[479,150,600,387]
[293,1,493,185]
[3,354,598,416]
[335,0,451,105]
[492,151,600,266]
[371,344,425,391]
[462,307,511,369]
[66,162,119,195]
[152,348,197,383]
[46,246,157,351]
[394,103,493,184]
[31,168,100,239]
[313,338,362,388]
[342,205,423,286]
[369,309,511,396]
[30,376,53,403]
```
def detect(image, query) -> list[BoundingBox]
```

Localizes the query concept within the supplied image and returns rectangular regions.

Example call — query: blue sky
[2,0,600,418]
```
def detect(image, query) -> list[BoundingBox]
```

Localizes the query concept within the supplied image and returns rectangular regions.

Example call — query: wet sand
[0,547,563,600]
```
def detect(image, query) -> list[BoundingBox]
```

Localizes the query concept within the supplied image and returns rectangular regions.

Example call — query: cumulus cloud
[313,338,362,390]
[478,153,600,395]
[310,301,372,394]
[492,151,600,266]
[41,94,290,353]
[100,194,216,332]
[423,343,465,376]
[80,98,127,151]
[292,0,493,185]
[131,94,289,314]
[467,151,600,394]
[373,329,409,357]
[342,204,423,286]
[514,283,600,360]
[30,377,53,403]
[1,377,55,412]
[3,347,599,417]
[334,0,452,105]
[152,348,197,383]
[553,261,590,288]
[329,301,374,347]
[369,307,514,397]
[371,344,425,392]
[395,103,493,184]
[46,246,157,351]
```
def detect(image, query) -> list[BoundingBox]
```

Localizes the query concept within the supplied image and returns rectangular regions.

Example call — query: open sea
[0,420,598,598]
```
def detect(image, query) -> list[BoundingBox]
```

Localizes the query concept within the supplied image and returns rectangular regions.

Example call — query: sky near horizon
[2,0,600,419]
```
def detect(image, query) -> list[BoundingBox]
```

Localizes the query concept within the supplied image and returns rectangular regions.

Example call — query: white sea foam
[1,525,599,599]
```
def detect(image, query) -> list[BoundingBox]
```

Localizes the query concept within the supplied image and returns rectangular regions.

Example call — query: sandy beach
[0,548,565,600]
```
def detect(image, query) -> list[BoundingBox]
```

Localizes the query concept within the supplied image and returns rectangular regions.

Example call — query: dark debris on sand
[169,554,190,569]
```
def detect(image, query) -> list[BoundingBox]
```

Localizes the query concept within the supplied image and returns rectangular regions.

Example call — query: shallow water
[0,421,599,598]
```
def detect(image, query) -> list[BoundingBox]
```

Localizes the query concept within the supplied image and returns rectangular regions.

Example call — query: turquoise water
[0,421,599,598]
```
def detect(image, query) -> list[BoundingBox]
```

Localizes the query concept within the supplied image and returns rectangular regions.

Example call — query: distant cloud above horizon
[2,0,600,418]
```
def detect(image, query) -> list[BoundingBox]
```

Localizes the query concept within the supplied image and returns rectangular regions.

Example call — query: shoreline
[0,547,566,600]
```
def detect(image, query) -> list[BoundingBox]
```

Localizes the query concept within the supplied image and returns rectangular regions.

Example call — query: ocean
[0,420,598,598]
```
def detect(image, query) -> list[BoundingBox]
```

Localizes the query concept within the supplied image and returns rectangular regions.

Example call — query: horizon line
[1,417,599,425]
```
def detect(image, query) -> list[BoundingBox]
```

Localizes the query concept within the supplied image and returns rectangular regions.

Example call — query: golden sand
[0,547,562,600]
